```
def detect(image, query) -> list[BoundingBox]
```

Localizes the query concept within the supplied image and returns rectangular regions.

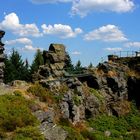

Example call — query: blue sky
[0,0,140,66]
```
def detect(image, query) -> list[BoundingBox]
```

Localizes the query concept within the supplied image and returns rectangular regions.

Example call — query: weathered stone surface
[33,44,68,81]
[78,74,100,89]
[85,95,100,119]
[40,80,61,91]
[49,43,65,53]
[43,125,68,140]
[34,109,68,140]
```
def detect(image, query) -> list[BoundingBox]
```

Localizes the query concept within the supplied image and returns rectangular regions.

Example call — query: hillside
[0,42,140,140]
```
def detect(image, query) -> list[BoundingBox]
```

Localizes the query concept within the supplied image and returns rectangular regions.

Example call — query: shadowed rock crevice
[78,75,100,89]
[127,76,140,107]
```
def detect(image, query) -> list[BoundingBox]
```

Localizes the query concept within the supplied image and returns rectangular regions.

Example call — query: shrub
[87,102,140,139]
[14,126,44,140]
[0,94,38,131]
[27,83,54,103]
[58,118,72,127]
[63,126,84,140]
[90,88,104,102]
[80,130,95,140]
[88,115,116,132]
[13,90,22,96]
[73,95,81,106]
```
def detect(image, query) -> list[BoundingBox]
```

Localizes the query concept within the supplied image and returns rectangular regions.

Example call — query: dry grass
[127,70,140,78]
[107,70,118,77]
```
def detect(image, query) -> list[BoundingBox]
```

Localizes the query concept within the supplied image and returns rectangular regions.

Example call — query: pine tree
[4,49,30,83]
[30,49,44,74]
[64,52,74,73]
[75,60,83,73]
[4,56,15,83]
[88,62,93,68]
[22,59,31,82]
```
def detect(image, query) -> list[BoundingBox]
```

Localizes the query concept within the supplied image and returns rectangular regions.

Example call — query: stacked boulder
[33,44,68,81]
[0,30,5,84]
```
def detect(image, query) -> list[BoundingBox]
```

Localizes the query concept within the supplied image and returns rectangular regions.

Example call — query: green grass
[14,126,44,140]
[90,88,104,102]
[0,94,43,139]
[87,102,140,140]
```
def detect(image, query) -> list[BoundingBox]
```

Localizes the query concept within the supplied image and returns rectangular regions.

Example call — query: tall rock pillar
[0,30,5,83]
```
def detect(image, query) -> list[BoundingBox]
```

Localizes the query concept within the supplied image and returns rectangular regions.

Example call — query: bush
[27,83,54,103]
[88,115,116,132]
[80,130,95,140]
[13,90,22,96]
[63,126,84,140]
[87,103,140,139]
[90,88,104,102]
[0,94,38,131]
[14,126,44,140]
[58,118,72,127]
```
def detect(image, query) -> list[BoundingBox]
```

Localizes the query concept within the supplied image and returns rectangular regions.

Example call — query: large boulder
[33,44,68,82]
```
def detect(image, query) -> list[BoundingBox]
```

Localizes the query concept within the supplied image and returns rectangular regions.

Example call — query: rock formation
[0,30,5,84]
[33,43,140,119]
[32,43,68,81]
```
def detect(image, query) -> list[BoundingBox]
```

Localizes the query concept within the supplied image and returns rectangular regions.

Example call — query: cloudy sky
[0,0,140,66]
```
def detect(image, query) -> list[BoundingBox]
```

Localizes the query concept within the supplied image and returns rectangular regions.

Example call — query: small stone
[104,130,111,137]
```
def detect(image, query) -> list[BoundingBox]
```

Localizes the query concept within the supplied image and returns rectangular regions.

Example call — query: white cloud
[105,47,122,51]
[84,24,127,42]
[5,38,32,45]
[124,42,140,48]
[72,51,81,55]
[41,24,82,38]
[71,0,135,17]
[30,0,135,17]
[22,45,43,51]
[0,13,42,37]
[30,0,71,4]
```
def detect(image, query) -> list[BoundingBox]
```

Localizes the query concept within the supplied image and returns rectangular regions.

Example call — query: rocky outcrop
[0,30,5,84]
[31,43,139,124]
[33,44,68,81]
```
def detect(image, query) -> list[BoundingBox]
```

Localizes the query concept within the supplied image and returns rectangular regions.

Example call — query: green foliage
[58,118,72,127]
[80,130,96,140]
[64,52,74,73]
[14,126,44,140]
[88,115,115,132]
[73,95,81,106]
[27,83,54,102]
[124,102,140,130]
[58,118,84,140]
[87,103,140,139]
[63,126,85,140]
[13,90,22,96]
[88,62,93,68]
[30,49,44,74]
[90,88,104,102]
[74,60,83,73]
[0,94,38,131]
[4,49,31,83]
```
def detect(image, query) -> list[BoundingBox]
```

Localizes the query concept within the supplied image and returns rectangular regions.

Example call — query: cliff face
[0,30,5,84]
[33,44,140,121]
[29,59,140,140]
